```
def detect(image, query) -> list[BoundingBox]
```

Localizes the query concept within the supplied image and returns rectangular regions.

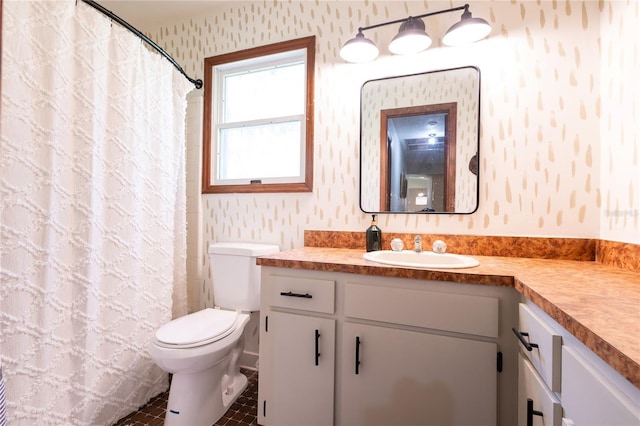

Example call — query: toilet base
[163,368,248,426]
[222,371,248,409]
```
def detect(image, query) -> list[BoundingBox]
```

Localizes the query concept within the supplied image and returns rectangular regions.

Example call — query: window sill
[202,181,313,194]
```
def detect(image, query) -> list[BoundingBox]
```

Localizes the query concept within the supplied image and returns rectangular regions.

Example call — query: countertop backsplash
[303,230,640,273]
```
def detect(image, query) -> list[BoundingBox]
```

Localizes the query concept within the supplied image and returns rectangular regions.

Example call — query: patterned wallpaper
[146,0,639,309]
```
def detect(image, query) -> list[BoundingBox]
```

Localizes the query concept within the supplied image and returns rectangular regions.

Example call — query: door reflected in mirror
[360,66,480,214]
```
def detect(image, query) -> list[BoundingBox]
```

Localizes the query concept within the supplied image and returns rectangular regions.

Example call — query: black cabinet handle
[280,291,312,298]
[526,398,543,426]
[513,328,539,351]
[315,329,320,366]
[355,336,361,375]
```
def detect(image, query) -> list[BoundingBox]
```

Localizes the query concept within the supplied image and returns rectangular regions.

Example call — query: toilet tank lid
[209,242,280,256]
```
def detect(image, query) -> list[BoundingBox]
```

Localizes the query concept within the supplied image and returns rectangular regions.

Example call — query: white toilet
[148,242,279,426]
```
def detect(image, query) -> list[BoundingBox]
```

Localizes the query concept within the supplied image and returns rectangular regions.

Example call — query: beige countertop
[257,247,640,388]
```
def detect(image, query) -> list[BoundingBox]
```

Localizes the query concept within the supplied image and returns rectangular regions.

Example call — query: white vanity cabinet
[258,268,520,426]
[258,274,336,426]
[515,301,640,426]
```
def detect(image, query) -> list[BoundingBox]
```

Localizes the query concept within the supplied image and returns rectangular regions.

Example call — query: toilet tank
[208,242,280,311]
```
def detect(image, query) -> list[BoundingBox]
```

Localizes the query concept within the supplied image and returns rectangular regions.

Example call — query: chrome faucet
[414,236,422,253]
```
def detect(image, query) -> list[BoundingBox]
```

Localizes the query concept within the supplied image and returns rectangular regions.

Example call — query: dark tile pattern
[114,369,258,426]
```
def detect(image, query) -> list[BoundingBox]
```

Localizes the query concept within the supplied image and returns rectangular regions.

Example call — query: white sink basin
[363,250,479,269]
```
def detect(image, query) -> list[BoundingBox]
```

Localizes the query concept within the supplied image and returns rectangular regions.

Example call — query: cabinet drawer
[267,275,335,314]
[515,303,562,392]
[518,354,562,426]
[562,346,640,425]
[344,282,498,337]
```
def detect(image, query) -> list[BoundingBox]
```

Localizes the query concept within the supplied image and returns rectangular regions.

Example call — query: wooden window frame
[379,103,457,212]
[202,36,315,194]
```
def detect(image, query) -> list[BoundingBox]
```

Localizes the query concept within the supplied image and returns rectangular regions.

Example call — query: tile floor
[114,368,258,426]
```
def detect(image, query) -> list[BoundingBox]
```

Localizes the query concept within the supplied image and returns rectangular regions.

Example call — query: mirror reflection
[360,66,480,214]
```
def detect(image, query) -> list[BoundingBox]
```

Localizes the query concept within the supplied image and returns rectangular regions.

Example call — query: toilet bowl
[148,242,279,426]
[148,308,250,426]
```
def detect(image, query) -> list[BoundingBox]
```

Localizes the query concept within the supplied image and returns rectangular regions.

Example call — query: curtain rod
[80,0,203,89]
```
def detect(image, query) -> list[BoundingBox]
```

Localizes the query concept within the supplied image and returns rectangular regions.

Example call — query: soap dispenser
[366,215,382,252]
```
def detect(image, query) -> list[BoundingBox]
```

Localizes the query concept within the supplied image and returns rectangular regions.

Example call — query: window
[202,36,315,193]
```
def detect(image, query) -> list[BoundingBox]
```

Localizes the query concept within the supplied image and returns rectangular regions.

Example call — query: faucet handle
[390,238,404,251]
[432,240,447,253]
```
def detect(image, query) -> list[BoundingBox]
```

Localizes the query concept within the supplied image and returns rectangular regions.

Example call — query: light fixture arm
[357,4,469,34]
[340,3,489,63]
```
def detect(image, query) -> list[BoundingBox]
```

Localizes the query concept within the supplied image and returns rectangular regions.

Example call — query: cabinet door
[517,354,562,426]
[265,311,335,426]
[562,346,640,426]
[341,322,497,426]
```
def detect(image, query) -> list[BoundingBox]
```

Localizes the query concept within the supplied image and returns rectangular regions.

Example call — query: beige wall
[147,0,639,310]
[598,0,639,244]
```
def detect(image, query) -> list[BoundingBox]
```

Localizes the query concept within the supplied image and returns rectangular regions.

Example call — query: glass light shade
[442,12,491,46]
[340,32,379,63]
[388,18,432,55]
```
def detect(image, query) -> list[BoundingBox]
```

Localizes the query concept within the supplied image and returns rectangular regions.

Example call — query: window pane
[218,121,302,180]
[224,63,305,122]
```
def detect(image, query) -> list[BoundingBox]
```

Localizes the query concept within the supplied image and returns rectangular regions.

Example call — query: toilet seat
[154,308,238,349]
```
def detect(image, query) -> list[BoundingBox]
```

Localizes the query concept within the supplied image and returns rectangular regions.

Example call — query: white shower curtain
[0,1,190,424]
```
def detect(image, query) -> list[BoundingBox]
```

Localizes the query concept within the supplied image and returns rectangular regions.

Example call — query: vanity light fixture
[340,3,491,63]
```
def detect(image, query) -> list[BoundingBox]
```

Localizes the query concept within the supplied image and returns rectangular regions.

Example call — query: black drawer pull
[355,336,361,375]
[526,398,543,426]
[280,291,312,299]
[512,328,539,351]
[315,329,321,366]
